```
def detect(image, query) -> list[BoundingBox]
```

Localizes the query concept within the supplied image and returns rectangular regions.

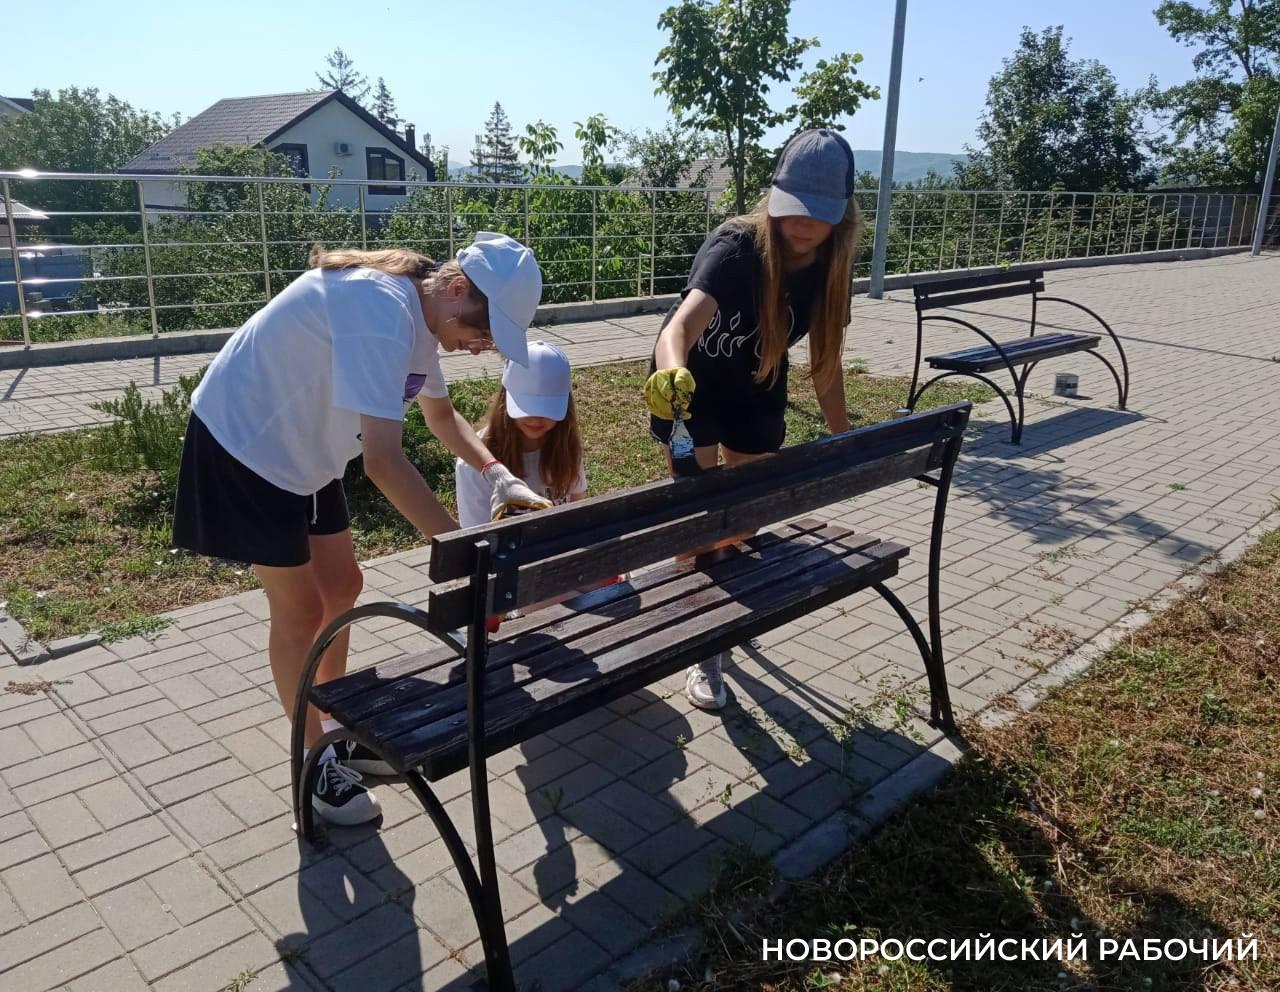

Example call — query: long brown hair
[307,246,489,326]
[479,387,583,501]
[723,196,864,393]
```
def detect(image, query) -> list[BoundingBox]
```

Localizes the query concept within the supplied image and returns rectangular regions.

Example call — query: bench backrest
[913,269,1044,312]
[425,402,971,633]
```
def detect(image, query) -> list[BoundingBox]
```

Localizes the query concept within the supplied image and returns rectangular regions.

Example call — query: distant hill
[445,151,966,185]
[444,162,587,179]
[853,150,966,184]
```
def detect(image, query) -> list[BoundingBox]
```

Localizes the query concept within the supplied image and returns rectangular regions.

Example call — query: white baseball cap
[502,341,572,420]
[456,231,542,367]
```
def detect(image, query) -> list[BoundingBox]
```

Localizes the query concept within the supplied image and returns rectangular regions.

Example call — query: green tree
[573,113,621,179]
[1151,0,1280,184]
[619,122,717,187]
[371,77,400,129]
[470,102,524,184]
[956,26,1153,191]
[518,120,564,175]
[654,0,878,214]
[316,47,369,105]
[790,53,880,131]
[0,87,175,219]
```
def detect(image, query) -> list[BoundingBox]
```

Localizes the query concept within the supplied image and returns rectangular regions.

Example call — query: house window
[366,147,406,195]
[271,143,309,179]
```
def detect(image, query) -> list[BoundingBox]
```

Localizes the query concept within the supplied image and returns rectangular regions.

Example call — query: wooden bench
[904,269,1130,443]
[289,402,971,991]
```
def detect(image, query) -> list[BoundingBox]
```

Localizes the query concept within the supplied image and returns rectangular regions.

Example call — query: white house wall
[272,100,425,210]
[134,101,425,213]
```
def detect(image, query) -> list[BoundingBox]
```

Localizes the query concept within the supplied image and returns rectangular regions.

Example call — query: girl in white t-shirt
[172,233,550,827]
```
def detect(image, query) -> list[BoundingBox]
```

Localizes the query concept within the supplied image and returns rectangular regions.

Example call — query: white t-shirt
[455,446,588,529]
[192,267,448,495]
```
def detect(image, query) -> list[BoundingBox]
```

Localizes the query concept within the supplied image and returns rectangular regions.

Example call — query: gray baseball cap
[767,129,856,225]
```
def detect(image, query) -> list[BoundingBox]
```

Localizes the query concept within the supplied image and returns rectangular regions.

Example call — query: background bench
[904,269,1130,443]
[289,401,971,991]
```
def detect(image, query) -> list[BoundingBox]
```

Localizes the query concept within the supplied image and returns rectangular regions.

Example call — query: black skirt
[172,413,350,568]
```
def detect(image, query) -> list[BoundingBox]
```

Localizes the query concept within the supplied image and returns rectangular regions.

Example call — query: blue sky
[5,0,1198,161]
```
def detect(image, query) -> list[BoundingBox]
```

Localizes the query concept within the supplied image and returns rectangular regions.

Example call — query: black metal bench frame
[904,269,1130,443]
[288,402,971,991]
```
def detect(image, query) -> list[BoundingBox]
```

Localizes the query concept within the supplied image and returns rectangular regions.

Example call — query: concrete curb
[0,295,678,370]
[851,244,1249,296]
[0,246,1248,370]
[0,607,49,665]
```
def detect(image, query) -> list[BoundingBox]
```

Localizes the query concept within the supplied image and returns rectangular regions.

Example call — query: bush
[89,371,203,504]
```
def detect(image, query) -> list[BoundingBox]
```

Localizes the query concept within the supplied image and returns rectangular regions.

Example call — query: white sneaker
[311,754,381,826]
[684,653,728,710]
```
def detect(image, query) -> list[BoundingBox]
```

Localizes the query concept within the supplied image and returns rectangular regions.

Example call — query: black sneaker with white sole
[334,738,396,777]
[311,756,381,826]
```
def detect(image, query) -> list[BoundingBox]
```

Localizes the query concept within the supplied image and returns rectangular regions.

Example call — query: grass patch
[0,360,989,642]
[629,532,1280,991]
[98,613,176,645]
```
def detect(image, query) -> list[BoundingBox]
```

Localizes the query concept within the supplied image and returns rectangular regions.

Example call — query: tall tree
[470,103,524,184]
[956,27,1153,191]
[654,0,878,213]
[518,120,563,175]
[371,77,400,129]
[1151,0,1280,184]
[0,87,176,215]
[316,47,370,106]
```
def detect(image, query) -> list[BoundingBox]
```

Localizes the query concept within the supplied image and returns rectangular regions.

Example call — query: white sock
[320,718,341,735]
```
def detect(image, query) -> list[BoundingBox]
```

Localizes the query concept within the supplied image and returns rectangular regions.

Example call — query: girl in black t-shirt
[644,129,864,710]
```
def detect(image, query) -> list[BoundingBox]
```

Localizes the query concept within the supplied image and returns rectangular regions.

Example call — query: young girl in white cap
[456,341,629,626]
[173,232,549,826]
[645,129,864,711]
[454,341,586,530]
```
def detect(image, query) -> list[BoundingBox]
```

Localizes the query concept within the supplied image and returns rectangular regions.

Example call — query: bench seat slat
[328,525,875,745]
[309,524,827,715]
[926,332,1101,373]
[314,523,847,724]
[396,534,906,777]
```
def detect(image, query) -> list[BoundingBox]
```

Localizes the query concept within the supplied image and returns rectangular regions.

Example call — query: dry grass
[632,530,1280,992]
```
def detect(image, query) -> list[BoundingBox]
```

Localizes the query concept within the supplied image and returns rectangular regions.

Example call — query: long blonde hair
[724,197,863,393]
[479,387,583,501]
[307,246,489,326]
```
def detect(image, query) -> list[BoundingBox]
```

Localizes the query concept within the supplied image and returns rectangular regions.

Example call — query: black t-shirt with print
[663,223,823,412]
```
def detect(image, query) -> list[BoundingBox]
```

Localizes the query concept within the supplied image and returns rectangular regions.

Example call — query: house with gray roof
[0,96,35,119]
[119,89,434,211]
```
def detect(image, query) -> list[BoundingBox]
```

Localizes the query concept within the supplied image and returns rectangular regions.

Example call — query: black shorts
[649,393,786,455]
[172,414,350,568]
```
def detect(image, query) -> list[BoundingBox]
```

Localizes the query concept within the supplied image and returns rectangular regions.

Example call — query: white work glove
[483,462,553,521]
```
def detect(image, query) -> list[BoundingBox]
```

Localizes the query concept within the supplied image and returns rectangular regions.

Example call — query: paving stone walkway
[1,253,1279,990]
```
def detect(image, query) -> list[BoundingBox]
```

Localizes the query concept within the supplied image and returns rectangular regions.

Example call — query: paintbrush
[669,398,703,478]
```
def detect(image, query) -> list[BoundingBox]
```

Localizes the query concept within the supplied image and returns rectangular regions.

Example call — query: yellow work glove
[643,367,696,420]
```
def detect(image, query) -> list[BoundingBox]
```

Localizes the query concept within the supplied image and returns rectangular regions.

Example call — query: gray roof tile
[120,91,334,174]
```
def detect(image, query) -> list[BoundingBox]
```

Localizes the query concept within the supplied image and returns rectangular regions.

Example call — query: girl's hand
[644,367,696,420]
[483,462,552,519]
